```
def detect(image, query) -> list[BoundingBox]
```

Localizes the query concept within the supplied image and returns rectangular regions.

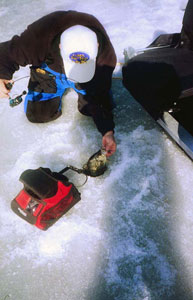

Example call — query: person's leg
[122,48,182,119]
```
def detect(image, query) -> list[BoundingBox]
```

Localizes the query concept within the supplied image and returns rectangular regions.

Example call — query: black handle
[5,82,13,90]
[59,165,84,175]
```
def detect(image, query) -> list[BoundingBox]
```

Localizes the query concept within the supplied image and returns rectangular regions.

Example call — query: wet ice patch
[96,125,178,299]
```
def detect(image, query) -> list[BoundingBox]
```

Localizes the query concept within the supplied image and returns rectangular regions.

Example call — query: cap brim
[64,58,96,83]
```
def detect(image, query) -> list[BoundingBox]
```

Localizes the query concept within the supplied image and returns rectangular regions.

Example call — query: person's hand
[0,79,13,98]
[102,131,116,157]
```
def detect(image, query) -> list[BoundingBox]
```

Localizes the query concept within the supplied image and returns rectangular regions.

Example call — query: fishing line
[13,75,30,83]
[0,295,11,300]
[75,175,88,188]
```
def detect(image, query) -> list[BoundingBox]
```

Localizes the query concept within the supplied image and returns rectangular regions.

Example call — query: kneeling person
[0,11,117,156]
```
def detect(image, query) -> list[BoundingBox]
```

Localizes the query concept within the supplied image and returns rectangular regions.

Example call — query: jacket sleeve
[0,41,20,79]
[78,65,115,136]
[0,11,69,79]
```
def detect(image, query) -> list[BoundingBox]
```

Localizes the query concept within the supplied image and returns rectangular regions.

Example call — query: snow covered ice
[0,0,193,299]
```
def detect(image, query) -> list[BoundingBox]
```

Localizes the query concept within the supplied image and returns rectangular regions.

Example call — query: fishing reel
[9,90,27,107]
[5,79,28,107]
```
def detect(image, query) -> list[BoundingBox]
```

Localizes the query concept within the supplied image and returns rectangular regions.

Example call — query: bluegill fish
[83,149,107,177]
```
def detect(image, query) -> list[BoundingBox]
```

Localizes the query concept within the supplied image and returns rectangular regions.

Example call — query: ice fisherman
[0,11,117,156]
[122,0,193,131]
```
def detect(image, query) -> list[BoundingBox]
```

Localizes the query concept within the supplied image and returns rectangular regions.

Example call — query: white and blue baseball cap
[60,25,98,83]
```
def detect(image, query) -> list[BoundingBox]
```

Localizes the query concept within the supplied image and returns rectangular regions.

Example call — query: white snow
[0,0,193,300]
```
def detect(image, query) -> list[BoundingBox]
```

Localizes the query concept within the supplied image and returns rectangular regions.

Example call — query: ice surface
[0,0,193,300]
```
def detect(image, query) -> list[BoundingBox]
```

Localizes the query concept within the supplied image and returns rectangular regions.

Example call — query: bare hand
[0,79,13,98]
[102,131,116,157]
